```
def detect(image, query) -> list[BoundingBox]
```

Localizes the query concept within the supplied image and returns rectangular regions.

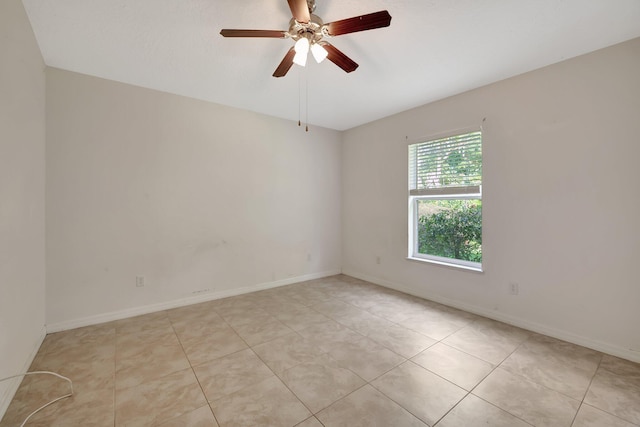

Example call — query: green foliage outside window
[417,199,482,262]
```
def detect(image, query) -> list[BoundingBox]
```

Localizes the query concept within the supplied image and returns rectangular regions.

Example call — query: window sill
[406,256,484,273]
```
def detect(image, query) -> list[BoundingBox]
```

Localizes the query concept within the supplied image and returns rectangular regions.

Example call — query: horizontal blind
[409,131,482,196]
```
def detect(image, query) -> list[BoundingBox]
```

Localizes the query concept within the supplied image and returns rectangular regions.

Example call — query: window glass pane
[416,199,482,263]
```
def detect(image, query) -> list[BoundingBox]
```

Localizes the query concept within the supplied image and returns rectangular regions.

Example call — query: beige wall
[45,69,343,328]
[0,0,47,415]
[342,38,640,362]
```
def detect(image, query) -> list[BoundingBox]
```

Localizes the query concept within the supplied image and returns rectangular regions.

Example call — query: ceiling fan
[220,0,392,77]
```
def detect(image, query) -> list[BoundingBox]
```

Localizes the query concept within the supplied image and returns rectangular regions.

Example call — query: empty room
[1,0,640,426]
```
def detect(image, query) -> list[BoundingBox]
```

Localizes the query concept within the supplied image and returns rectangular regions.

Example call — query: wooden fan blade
[287,0,310,23]
[273,47,296,77]
[220,29,288,38]
[323,43,359,73]
[325,10,392,36]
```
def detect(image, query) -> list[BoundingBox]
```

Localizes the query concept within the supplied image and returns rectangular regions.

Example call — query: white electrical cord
[0,371,73,427]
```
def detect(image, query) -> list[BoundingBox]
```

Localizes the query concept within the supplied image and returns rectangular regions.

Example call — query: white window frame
[407,129,483,272]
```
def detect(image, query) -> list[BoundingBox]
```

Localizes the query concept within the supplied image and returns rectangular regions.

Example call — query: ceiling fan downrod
[306,0,316,13]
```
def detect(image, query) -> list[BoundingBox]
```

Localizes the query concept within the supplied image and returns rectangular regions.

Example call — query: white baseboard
[0,325,47,421]
[46,270,341,334]
[343,269,640,364]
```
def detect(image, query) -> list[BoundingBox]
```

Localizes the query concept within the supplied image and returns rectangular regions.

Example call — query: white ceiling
[22,0,640,131]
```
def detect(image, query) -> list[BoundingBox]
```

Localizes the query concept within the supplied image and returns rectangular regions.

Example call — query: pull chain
[296,64,310,132]
[298,68,301,127]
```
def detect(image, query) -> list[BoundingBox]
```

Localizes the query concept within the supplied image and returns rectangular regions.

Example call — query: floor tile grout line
[331,292,511,375]
[169,316,222,427]
[249,339,318,419]
[222,281,637,424]
[308,299,439,361]
[229,283,543,425]
[331,285,582,427]
[402,357,481,395]
[332,290,487,355]
[579,352,604,407]
[318,296,464,426]
[567,354,638,427]
[574,404,640,427]
[462,335,597,427]
[246,299,379,418]
[113,327,117,427]
[489,363,586,403]
[247,292,416,421]
[431,389,471,427]
[177,301,311,422]
[459,334,583,425]
[368,356,483,426]
[114,313,197,425]
[364,380,432,426]
[118,298,382,424]
[459,394,536,427]
[209,293,396,424]
[366,333,528,427]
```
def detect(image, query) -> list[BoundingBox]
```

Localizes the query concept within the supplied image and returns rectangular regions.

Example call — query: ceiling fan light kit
[220,0,392,77]
[293,37,310,66]
[310,42,328,63]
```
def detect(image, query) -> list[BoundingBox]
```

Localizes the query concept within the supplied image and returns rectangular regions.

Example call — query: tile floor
[2,275,639,426]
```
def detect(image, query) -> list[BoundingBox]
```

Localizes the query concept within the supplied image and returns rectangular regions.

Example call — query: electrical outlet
[136,276,145,287]
[509,282,519,295]
[376,256,381,265]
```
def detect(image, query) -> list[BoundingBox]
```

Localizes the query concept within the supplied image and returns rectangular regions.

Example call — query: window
[408,130,482,271]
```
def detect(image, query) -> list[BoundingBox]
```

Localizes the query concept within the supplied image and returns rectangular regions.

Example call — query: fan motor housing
[288,15,324,43]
